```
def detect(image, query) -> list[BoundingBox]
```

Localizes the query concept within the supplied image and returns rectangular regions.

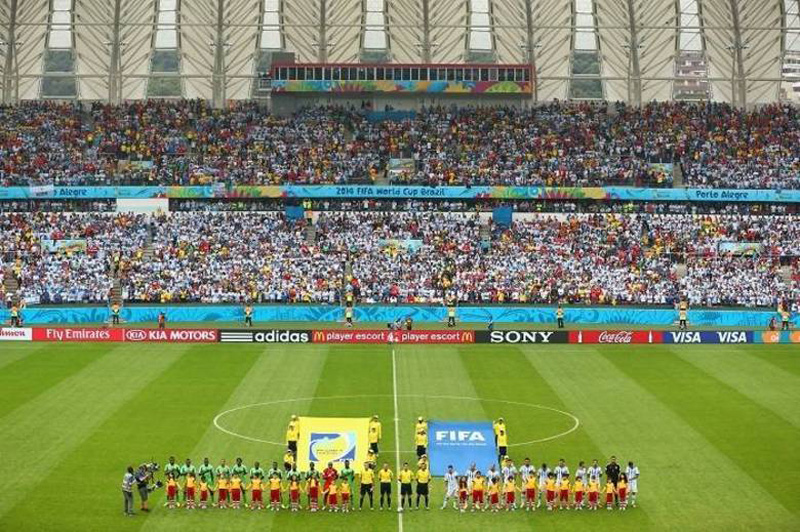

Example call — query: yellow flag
[297,417,370,472]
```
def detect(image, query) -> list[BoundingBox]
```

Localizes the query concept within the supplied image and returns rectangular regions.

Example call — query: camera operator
[122,466,135,516]
[135,464,154,512]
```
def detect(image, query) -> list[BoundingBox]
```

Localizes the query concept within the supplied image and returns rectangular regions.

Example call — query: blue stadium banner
[662,331,754,344]
[428,421,497,476]
[2,185,800,203]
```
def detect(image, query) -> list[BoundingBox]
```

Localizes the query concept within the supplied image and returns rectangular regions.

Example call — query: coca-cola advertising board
[569,330,662,344]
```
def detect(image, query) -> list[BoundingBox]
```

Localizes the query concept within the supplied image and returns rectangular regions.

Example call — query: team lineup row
[135,455,640,515]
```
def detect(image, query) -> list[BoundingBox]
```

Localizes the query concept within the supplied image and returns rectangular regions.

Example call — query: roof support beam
[318,0,328,62]
[2,0,19,104]
[727,0,746,107]
[212,0,226,107]
[625,0,642,106]
[420,0,431,62]
[523,0,540,103]
[107,0,123,104]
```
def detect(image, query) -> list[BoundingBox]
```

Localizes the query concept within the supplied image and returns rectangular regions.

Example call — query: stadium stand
[2,101,800,189]
[2,211,797,308]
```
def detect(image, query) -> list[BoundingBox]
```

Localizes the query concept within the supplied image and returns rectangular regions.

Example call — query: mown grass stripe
[141,344,330,532]
[463,345,604,460]
[0,343,50,371]
[301,345,396,525]
[673,345,800,428]
[598,345,800,520]
[744,346,800,379]
[2,343,262,532]
[0,343,114,419]
[530,345,796,530]
[0,343,190,520]
[396,345,488,453]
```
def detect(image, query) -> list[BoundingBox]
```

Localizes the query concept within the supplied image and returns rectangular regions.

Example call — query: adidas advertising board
[219,329,311,343]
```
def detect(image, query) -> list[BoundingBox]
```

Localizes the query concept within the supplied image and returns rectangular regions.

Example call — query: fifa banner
[297,417,371,473]
[428,421,497,476]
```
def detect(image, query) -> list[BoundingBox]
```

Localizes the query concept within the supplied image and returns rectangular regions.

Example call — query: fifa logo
[435,430,486,442]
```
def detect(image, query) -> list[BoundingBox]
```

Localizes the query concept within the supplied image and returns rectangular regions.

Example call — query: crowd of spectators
[1,211,797,308]
[0,212,150,303]
[2,100,799,189]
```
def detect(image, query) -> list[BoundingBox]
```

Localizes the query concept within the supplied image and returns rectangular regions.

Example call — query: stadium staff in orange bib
[111,303,121,325]
[244,304,253,327]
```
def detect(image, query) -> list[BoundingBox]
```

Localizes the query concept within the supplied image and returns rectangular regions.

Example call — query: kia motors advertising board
[311,329,474,344]
[477,330,568,344]
[569,330,661,344]
[0,327,32,341]
[32,327,124,342]
[124,328,218,343]
[428,421,497,476]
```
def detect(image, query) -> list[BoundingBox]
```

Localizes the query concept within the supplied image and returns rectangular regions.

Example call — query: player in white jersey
[518,458,535,484]
[465,463,478,491]
[625,461,640,507]
[501,458,518,481]
[486,465,501,486]
[536,463,550,508]
[441,465,459,510]
[575,461,588,484]
[588,459,603,486]
[553,458,569,483]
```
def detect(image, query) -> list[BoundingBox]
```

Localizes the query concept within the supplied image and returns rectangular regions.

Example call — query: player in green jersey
[198,458,215,497]
[215,459,231,505]
[340,460,356,508]
[232,457,248,504]
[250,461,265,480]
[164,456,180,481]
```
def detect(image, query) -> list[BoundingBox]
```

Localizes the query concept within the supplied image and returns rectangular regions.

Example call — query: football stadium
[1,0,800,531]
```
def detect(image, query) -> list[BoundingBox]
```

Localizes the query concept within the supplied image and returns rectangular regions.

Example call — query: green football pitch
[1,342,798,531]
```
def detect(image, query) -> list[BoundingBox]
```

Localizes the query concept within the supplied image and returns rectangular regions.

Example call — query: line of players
[444,456,641,513]
[157,454,639,513]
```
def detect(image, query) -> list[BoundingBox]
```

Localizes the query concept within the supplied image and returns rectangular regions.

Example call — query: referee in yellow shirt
[415,464,431,510]
[359,463,375,510]
[398,462,413,511]
[378,463,393,510]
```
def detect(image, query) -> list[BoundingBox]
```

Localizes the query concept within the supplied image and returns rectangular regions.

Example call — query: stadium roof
[0,0,796,106]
